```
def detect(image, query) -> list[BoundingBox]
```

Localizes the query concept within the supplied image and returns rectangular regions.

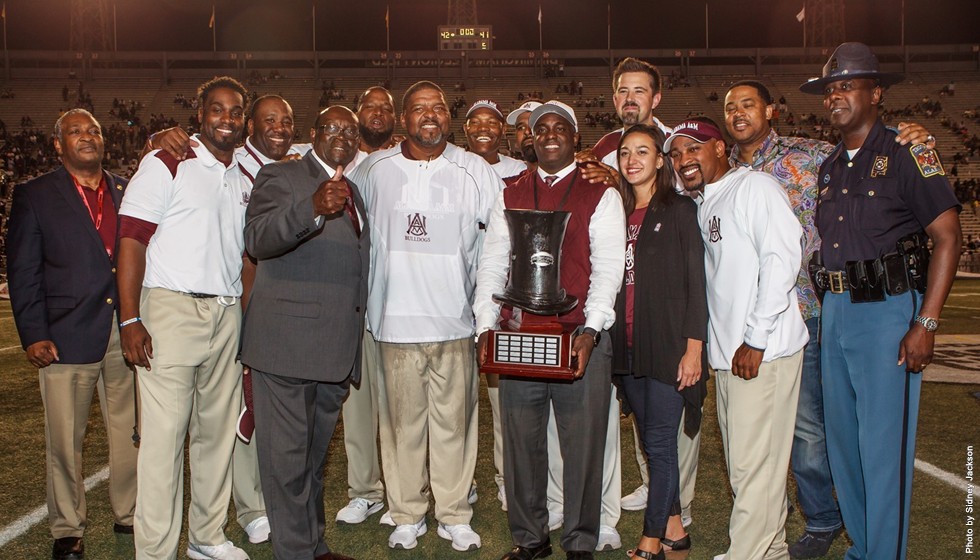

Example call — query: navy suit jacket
[6,166,127,363]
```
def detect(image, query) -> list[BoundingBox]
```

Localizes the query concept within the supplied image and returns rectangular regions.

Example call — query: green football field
[1,280,977,559]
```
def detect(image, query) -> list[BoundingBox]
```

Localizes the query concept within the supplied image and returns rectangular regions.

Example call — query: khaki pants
[716,351,803,560]
[40,324,138,538]
[232,381,265,528]
[376,338,478,526]
[134,288,242,560]
[341,328,384,502]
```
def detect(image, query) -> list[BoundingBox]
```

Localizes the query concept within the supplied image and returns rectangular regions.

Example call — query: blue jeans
[790,317,842,532]
[620,374,683,539]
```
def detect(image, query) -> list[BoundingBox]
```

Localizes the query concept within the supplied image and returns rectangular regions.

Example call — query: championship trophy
[480,209,579,380]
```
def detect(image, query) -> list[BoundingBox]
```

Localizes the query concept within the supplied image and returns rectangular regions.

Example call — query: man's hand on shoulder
[26,340,59,368]
[148,126,197,160]
[894,122,936,149]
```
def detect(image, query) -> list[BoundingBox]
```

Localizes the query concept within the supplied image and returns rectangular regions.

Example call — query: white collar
[536,160,577,184]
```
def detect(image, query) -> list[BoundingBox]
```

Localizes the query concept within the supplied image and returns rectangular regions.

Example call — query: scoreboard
[438,25,492,51]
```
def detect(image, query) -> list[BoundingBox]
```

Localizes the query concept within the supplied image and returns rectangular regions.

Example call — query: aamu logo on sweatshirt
[405,212,430,242]
[708,216,723,243]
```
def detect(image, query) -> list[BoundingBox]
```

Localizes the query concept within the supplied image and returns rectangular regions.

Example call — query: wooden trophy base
[481,316,577,380]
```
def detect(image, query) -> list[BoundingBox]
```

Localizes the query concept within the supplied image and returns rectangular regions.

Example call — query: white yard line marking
[0,459,971,549]
[914,458,970,491]
[0,466,109,547]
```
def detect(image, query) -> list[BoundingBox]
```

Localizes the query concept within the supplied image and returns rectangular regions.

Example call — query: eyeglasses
[316,123,359,140]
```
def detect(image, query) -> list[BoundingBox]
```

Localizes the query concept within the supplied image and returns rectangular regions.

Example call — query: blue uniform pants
[791,317,843,532]
[821,292,921,560]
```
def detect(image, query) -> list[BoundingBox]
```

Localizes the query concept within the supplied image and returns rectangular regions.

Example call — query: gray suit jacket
[241,151,369,383]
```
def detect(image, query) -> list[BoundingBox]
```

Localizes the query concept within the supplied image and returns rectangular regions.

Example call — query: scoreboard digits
[438,25,492,51]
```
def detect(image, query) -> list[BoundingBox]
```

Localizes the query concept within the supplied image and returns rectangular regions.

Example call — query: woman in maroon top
[611,124,709,560]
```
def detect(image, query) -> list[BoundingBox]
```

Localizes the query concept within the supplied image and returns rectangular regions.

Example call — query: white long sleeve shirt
[696,166,808,369]
[349,142,504,343]
[474,163,626,335]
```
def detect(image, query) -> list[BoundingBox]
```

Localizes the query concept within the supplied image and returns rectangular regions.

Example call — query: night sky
[3,0,978,52]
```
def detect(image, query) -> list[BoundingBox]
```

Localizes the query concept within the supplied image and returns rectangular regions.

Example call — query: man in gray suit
[241,105,368,560]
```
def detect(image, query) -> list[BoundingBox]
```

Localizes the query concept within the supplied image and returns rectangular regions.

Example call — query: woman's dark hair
[616,124,676,216]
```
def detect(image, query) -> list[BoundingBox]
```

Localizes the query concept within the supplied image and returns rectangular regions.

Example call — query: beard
[359,123,394,149]
[520,142,538,163]
[413,130,444,148]
[620,104,641,126]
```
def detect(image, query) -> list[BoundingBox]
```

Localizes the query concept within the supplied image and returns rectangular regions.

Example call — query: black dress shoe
[112,523,134,535]
[52,537,84,560]
[661,534,691,551]
[564,552,594,560]
[500,542,553,560]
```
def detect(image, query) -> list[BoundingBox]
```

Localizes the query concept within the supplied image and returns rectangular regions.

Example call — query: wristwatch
[914,315,939,332]
[581,327,601,347]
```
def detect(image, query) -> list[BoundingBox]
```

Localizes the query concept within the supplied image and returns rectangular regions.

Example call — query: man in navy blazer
[241,105,368,560]
[7,109,137,560]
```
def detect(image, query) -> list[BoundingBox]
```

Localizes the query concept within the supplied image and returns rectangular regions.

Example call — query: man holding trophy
[475,101,626,560]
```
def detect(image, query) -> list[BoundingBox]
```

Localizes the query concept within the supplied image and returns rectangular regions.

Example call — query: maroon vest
[504,169,610,328]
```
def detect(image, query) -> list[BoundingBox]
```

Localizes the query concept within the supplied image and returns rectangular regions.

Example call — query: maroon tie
[344,196,361,237]
[545,175,558,187]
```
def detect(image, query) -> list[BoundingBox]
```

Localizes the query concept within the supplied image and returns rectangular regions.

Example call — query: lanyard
[71,174,104,231]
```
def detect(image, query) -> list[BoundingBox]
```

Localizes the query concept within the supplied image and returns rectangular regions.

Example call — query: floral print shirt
[729,129,833,320]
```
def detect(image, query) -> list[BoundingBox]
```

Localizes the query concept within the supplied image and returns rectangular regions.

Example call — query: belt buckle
[828,271,845,294]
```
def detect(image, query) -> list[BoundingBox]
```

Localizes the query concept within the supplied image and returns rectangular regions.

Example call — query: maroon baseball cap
[664,119,725,152]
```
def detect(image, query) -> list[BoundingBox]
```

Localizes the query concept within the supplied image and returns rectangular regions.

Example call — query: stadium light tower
[448,0,478,25]
[69,0,112,52]
[804,0,845,49]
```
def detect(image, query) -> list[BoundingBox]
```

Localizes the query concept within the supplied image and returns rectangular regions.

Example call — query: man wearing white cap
[475,100,626,560]
[464,99,526,180]
[667,117,808,560]
[506,101,542,174]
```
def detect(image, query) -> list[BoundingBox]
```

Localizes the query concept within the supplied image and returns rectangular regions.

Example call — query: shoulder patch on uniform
[909,144,945,178]
[870,155,888,177]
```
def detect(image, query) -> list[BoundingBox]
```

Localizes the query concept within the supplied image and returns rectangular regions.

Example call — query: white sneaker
[388,518,427,550]
[379,510,395,526]
[186,541,249,560]
[713,555,727,560]
[468,482,478,505]
[437,523,482,551]
[682,514,693,528]
[336,497,384,524]
[496,484,507,511]
[243,516,270,544]
[595,525,622,551]
[547,510,563,532]
[621,484,648,511]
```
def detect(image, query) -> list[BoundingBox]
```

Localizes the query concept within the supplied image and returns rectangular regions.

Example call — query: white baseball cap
[528,100,578,132]
[505,101,543,126]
